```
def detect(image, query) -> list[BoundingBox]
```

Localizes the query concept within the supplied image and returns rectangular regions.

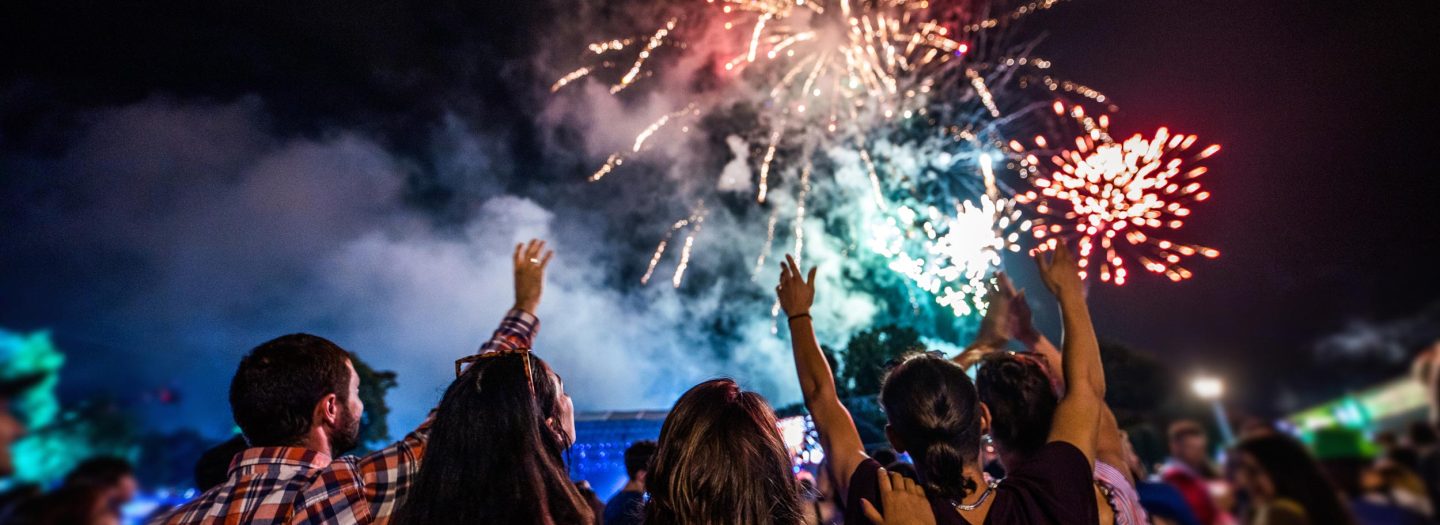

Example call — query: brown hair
[644,378,803,525]
[229,333,352,446]
[879,353,984,500]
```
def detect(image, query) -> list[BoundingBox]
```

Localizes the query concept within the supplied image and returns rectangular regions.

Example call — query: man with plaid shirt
[153,239,556,525]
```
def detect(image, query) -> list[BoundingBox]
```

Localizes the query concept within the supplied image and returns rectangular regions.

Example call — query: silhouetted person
[192,435,247,491]
[1230,433,1355,525]
[7,456,137,525]
[1163,420,1224,525]
[604,440,656,525]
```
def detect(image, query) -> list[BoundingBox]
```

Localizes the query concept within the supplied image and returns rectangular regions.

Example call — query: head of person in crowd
[885,460,920,481]
[1407,421,1438,450]
[644,378,803,525]
[64,456,138,517]
[229,333,362,457]
[193,434,248,491]
[974,351,1057,470]
[394,351,590,525]
[606,439,658,525]
[625,439,658,488]
[1376,431,1399,450]
[14,485,121,525]
[0,373,43,479]
[1231,433,1355,525]
[878,352,989,503]
[1237,417,1277,440]
[1168,419,1213,475]
[5,457,135,525]
[1362,461,1431,511]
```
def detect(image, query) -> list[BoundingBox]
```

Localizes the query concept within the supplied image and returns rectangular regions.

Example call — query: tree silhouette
[841,324,925,398]
[351,355,398,450]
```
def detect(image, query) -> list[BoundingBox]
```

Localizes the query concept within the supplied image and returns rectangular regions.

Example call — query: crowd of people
[0,238,1438,524]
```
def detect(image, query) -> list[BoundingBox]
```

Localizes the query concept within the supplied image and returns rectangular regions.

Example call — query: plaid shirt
[152,309,540,525]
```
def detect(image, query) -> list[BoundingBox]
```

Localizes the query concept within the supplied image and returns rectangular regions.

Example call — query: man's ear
[316,393,340,427]
[885,424,906,455]
[637,470,647,485]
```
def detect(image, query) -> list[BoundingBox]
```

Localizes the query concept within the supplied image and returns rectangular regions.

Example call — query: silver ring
[529,258,540,264]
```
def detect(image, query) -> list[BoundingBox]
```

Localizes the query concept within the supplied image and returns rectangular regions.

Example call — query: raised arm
[478,239,552,355]
[1034,243,1105,466]
[952,273,1016,369]
[1009,267,1129,482]
[777,255,868,495]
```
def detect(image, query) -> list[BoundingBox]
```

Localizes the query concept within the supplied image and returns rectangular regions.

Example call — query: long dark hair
[644,378,804,525]
[975,353,1058,461]
[393,353,592,525]
[1234,434,1354,525]
[879,353,983,501]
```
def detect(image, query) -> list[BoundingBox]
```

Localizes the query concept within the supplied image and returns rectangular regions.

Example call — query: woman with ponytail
[775,244,1105,525]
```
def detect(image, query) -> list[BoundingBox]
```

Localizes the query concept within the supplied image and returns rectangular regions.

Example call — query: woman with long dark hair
[1230,434,1355,525]
[393,240,593,525]
[393,351,591,525]
[776,244,1106,525]
[644,378,804,525]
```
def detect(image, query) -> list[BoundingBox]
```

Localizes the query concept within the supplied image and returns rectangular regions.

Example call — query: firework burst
[867,193,1026,316]
[552,0,1223,320]
[1014,103,1221,285]
[554,0,1073,287]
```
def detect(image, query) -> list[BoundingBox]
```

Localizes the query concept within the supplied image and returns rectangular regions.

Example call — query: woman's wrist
[787,311,812,322]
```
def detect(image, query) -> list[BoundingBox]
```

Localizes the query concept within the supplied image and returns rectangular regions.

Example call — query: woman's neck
[951,463,995,521]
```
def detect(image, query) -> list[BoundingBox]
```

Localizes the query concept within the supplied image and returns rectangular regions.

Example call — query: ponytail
[879,353,984,501]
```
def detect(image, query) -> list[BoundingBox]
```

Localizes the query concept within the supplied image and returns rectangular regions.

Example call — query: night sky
[2,0,1438,434]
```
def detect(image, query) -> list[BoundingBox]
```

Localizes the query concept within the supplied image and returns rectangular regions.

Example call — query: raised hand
[974,272,1019,346]
[776,254,817,317]
[1034,242,1084,298]
[860,468,936,525]
[512,239,554,314]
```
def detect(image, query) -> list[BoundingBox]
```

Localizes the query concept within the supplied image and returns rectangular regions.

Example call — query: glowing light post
[1192,376,1234,446]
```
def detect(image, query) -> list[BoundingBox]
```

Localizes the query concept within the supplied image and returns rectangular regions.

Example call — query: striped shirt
[1095,460,1149,525]
[151,309,539,525]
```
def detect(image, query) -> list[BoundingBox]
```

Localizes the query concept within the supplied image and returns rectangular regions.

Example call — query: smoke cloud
[0,93,866,436]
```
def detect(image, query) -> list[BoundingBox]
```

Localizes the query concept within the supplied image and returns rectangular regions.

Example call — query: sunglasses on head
[455,348,537,398]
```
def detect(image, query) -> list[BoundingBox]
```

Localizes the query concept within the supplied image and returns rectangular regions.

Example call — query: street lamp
[1192,377,1223,400]
[1192,376,1235,445]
